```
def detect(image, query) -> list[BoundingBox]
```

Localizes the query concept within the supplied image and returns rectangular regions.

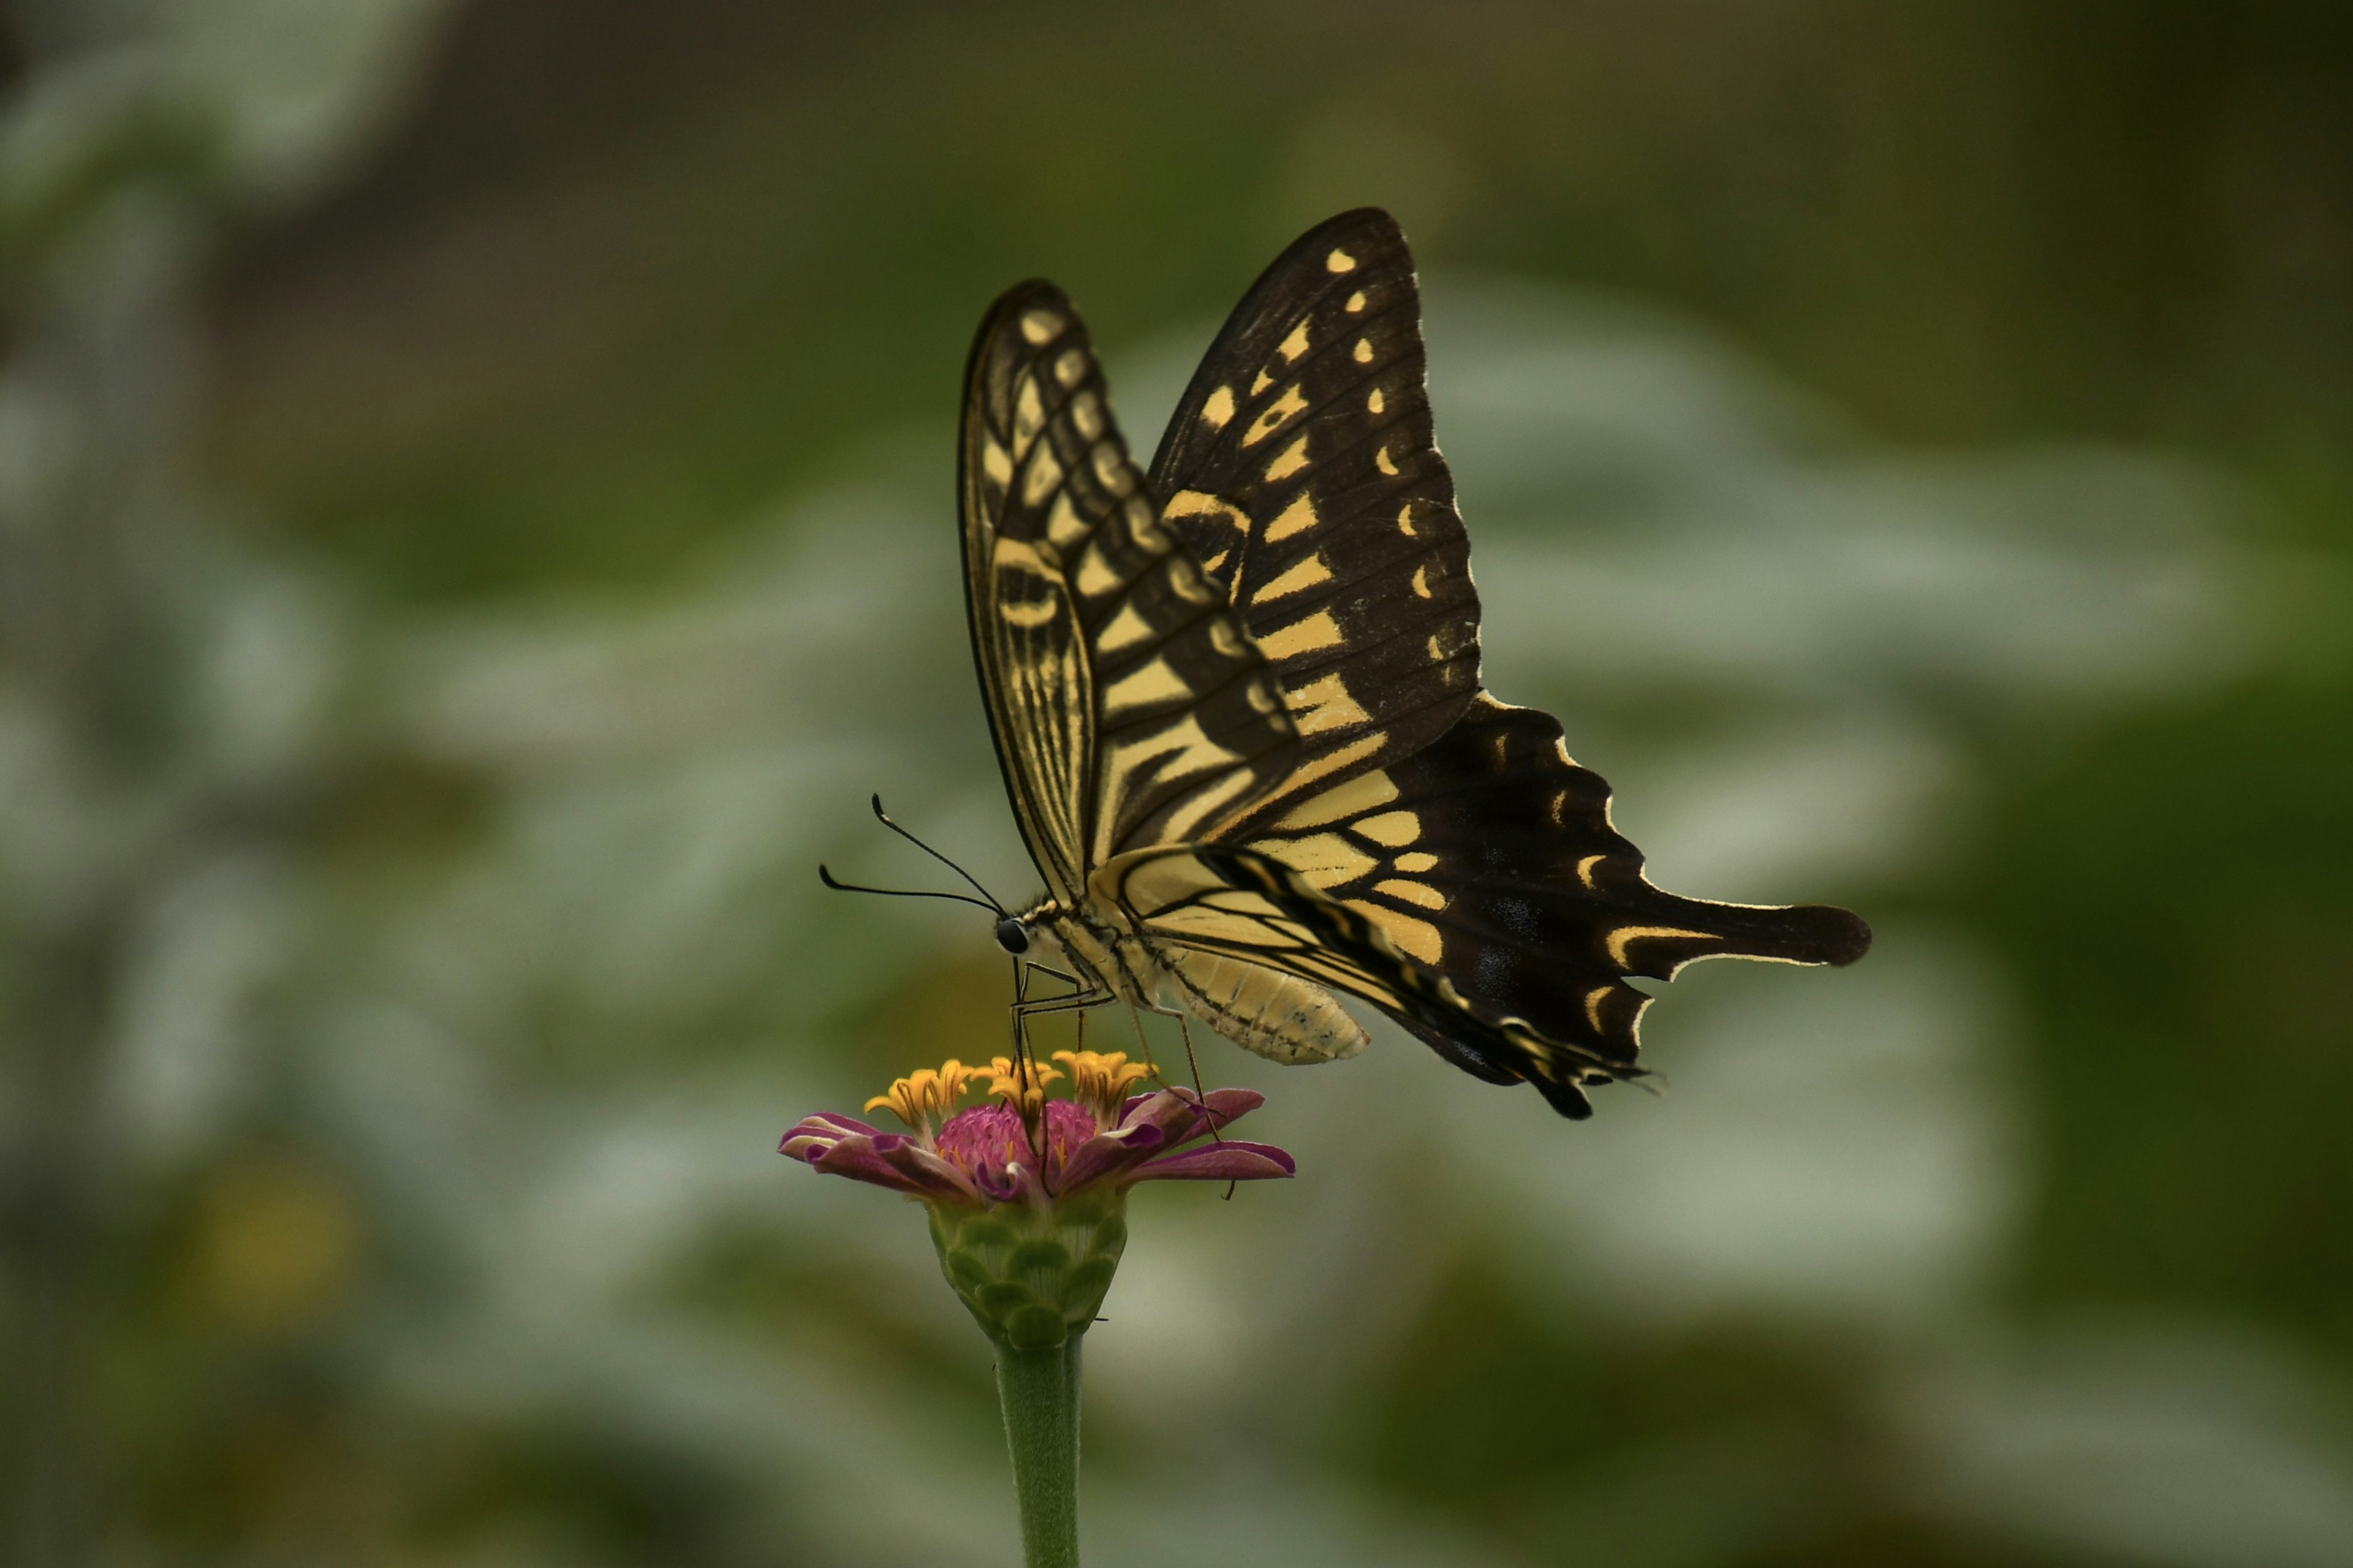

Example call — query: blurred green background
[5,2,2352,1565]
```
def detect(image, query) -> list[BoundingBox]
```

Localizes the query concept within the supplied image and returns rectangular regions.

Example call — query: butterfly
[949,208,1868,1119]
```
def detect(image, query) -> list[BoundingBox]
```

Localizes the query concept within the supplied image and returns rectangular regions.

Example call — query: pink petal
[806,1135,977,1202]
[1055,1122,1169,1192]
[778,1111,883,1156]
[1131,1140,1296,1183]
[1189,1088,1264,1138]
[1121,1086,1263,1147]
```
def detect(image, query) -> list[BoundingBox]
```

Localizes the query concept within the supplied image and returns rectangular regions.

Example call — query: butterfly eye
[994,917,1030,955]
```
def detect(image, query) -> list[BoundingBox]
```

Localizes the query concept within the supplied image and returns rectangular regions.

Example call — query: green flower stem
[927,1193,1127,1568]
[995,1335,1083,1568]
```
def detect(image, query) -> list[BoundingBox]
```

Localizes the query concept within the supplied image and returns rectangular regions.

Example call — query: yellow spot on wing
[1355,810,1420,847]
[1251,369,1272,396]
[1285,670,1369,735]
[1001,597,1059,628]
[1014,378,1045,452]
[1070,390,1105,441]
[1584,987,1613,1032]
[1604,925,1719,968]
[1354,338,1374,363]
[1264,493,1318,543]
[1239,734,1388,827]
[1265,435,1311,483]
[1574,854,1606,888]
[1094,718,1246,860]
[1055,348,1089,387]
[1156,765,1264,847]
[995,537,1053,573]
[1256,610,1343,660]
[1363,904,1441,964]
[1375,878,1446,911]
[1278,320,1312,362]
[1394,851,1438,873]
[982,437,1012,488]
[1021,445,1063,507]
[1274,767,1398,830]
[1075,544,1121,597]
[1166,562,1214,607]
[1243,386,1309,447]
[1376,446,1398,477]
[1045,491,1085,550]
[1346,290,1367,312]
[1202,385,1237,429]
[1251,553,1332,604]
[1398,502,1418,534]
[1102,656,1191,716]
[1367,387,1385,414]
[1020,309,1063,344]
[1257,832,1378,888]
[1411,564,1432,598]
[1325,248,1357,273]
[1164,490,1251,533]
[1125,511,1166,564]
[1096,599,1155,654]
[1091,444,1135,496]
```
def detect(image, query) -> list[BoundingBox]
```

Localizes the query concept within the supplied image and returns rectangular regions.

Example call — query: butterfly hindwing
[1247,693,1873,1081]
[1095,841,1618,1115]
[961,282,1300,895]
[1148,209,1479,830]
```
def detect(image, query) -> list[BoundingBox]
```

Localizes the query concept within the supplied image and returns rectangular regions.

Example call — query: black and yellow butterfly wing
[959,282,1297,901]
[1233,695,1872,1115]
[1096,841,1632,1113]
[1135,208,1866,1115]
[1148,208,1480,827]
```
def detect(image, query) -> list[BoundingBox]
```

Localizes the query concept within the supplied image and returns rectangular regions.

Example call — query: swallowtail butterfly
[955,208,1868,1118]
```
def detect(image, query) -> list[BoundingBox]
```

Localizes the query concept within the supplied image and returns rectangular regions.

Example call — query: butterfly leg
[1172,1013,1238,1197]
[1011,960,1097,1041]
[1009,985,1118,1048]
[1122,1006,1226,1152]
[1122,1001,1194,1077]
[1006,977,1116,1159]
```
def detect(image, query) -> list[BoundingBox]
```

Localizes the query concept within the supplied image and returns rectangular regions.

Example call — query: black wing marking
[961,282,1300,890]
[1097,843,1623,1118]
[1147,208,1479,831]
[1245,694,1873,1112]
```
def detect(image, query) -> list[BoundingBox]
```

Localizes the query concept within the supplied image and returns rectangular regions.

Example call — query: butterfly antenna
[817,865,1001,914]
[870,795,1006,915]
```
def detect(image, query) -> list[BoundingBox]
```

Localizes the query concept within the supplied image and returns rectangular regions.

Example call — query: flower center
[935,1100,1098,1181]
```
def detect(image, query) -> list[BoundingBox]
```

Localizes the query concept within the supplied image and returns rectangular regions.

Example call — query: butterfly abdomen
[1161,947,1368,1066]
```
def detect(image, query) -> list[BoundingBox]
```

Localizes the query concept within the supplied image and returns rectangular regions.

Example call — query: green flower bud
[927,1189,1129,1349]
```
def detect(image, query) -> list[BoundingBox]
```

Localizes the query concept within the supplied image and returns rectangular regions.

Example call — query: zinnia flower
[781,1050,1292,1347]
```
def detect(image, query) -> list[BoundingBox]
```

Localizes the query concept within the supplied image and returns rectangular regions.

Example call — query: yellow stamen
[1051,1049,1160,1123]
[986,1055,1064,1119]
[865,1059,986,1142]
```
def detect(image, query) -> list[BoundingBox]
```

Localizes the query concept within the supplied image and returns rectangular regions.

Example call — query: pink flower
[780,1051,1294,1207]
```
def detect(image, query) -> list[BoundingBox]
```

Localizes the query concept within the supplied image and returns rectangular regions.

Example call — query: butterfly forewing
[1148,209,1479,830]
[961,283,1300,891]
